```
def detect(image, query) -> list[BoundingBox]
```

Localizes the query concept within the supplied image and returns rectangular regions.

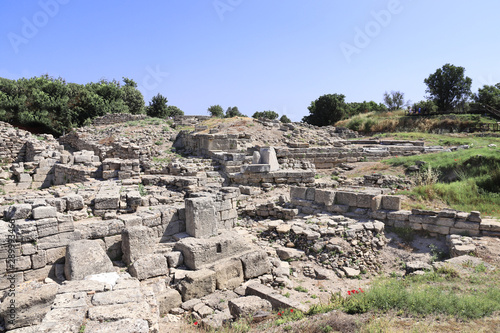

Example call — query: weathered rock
[129,254,169,280]
[342,267,360,278]
[228,295,272,318]
[4,204,32,221]
[214,258,244,290]
[0,284,58,330]
[240,250,271,279]
[83,319,149,333]
[64,239,114,280]
[121,226,156,265]
[179,269,216,301]
[276,247,304,261]
[32,206,58,220]
[157,289,182,316]
[185,196,218,238]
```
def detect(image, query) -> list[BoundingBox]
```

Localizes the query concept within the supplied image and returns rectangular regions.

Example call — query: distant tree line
[0,75,183,136]
[302,63,500,126]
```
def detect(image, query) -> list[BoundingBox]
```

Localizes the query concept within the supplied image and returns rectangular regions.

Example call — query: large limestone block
[83,319,149,333]
[228,295,272,318]
[185,197,218,238]
[129,254,169,280]
[214,258,244,290]
[259,147,280,171]
[240,250,271,279]
[63,194,85,211]
[174,231,252,270]
[335,191,358,206]
[157,289,182,316]
[0,284,58,330]
[64,240,114,280]
[315,189,336,206]
[32,206,57,220]
[4,204,32,221]
[179,269,216,301]
[382,195,401,211]
[121,226,156,265]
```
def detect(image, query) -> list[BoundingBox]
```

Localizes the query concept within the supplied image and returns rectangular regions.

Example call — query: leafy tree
[121,77,145,114]
[302,94,348,126]
[345,100,387,118]
[207,104,224,117]
[279,115,291,123]
[383,91,405,110]
[252,110,279,120]
[225,106,245,118]
[424,64,472,111]
[412,100,438,114]
[146,93,169,118]
[166,105,184,117]
[475,83,500,111]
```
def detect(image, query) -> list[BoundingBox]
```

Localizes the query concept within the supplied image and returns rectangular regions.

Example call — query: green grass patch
[336,271,500,319]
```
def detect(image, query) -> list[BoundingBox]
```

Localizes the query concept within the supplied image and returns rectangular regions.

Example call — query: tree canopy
[252,110,279,120]
[424,64,472,111]
[207,105,224,117]
[383,91,405,110]
[302,94,348,126]
[475,83,500,111]
[0,75,147,136]
[225,106,245,118]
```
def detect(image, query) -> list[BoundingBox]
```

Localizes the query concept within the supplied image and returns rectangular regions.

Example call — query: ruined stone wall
[289,186,499,237]
[175,132,249,156]
[229,170,315,187]
[92,113,147,126]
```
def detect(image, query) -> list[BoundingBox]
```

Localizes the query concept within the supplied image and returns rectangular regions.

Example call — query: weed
[311,294,318,299]
[294,286,308,293]
[138,184,147,196]
[391,226,414,244]
[283,292,290,298]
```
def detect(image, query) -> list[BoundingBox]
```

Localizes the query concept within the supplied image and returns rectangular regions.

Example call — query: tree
[225,106,245,118]
[279,115,291,123]
[302,94,347,126]
[121,77,145,114]
[166,105,184,117]
[146,93,169,118]
[252,110,279,120]
[383,91,405,110]
[207,104,224,117]
[475,83,500,111]
[424,63,472,111]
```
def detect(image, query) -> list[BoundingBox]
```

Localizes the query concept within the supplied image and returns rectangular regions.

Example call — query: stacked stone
[102,158,140,180]
[246,202,298,220]
[447,235,477,257]
[259,218,386,277]
[0,200,83,291]
[92,113,147,126]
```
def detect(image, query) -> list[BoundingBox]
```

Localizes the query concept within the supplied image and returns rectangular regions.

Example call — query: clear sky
[1,0,499,121]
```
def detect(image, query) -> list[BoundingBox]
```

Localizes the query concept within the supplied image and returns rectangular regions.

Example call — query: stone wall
[289,186,500,237]
[92,113,147,126]
[229,170,316,187]
[175,131,250,156]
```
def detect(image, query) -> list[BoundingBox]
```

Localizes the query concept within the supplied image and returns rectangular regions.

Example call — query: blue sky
[1,0,499,121]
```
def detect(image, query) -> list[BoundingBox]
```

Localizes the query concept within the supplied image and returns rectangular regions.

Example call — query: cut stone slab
[214,258,244,290]
[64,239,114,280]
[92,289,144,306]
[87,301,152,323]
[259,147,280,171]
[37,307,87,333]
[179,269,216,301]
[85,318,149,333]
[129,254,169,280]
[185,196,218,238]
[240,250,271,279]
[157,289,182,316]
[0,283,58,330]
[246,283,308,313]
[342,267,360,278]
[405,261,432,274]
[276,247,304,261]
[121,226,156,265]
[228,295,272,318]
[32,206,58,220]
[63,194,85,211]
[4,204,32,220]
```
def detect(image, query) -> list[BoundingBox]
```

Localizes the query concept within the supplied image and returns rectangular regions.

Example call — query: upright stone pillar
[185,197,218,238]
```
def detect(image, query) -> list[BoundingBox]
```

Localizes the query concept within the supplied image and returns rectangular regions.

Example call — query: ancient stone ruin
[0,115,499,332]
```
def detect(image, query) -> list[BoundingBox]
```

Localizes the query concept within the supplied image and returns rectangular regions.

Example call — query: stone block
[454,221,480,231]
[118,214,143,228]
[382,196,401,211]
[32,206,57,220]
[357,194,375,208]
[314,189,335,206]
[185,196,218,238]
[335,191,358,206]
[166,251,184,268]
[129,254,169,280]
[157,289,182,316]
[259,147,280,171]
[179,269,216,301]
[422,224,450,235]
[14,220,38,242]
[387,210,411,221]
[305,187,315,201]
[121,226,156,265]
[5,204,32,221]
[174,231,252,270]
[36,218,58,237]
[65,240,114,280]
[57,214,74,233]
[228,295,272,318]
[371,195,382,211]
[276,247,304,261]
[31,250,47,269]
[245,283,308,312]
[370,209,387,220]
[214,258,244,290]
[83,319,149,333]
[240,250,271,279]
[104,235,122,261]
[409,215,437,224]
[290,187,307,200]
[0,283,58,330]
[435,218,455,227]
[63,194,85,211]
